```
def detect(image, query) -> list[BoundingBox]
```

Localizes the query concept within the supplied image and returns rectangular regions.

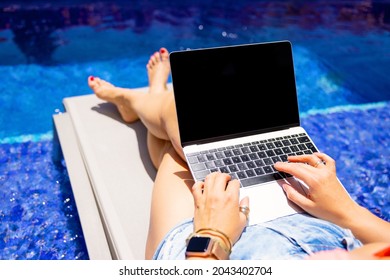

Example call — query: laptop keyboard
[187,133,318,188]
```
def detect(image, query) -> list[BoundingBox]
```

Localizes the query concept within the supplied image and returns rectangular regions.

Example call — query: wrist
[343,205,390,243]
[339,203,366,229]
[195,228,232,251]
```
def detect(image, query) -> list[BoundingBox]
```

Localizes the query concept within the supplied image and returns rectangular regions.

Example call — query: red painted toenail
[160,48,165,53]
[89,76,94,81]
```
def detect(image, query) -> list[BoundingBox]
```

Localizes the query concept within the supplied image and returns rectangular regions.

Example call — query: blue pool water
[0,0,389,259]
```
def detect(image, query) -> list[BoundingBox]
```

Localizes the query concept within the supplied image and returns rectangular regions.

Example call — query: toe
[88,76,106,91]
[146,62,152,72]
[160,48,169,60]
[88,75,97,88]
[152,51,160,64]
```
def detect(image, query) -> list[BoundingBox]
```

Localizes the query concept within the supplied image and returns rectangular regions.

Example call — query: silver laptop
[169,40,317,225]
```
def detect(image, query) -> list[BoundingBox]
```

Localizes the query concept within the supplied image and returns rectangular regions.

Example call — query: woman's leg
[88,47,185,163]
[144,138,194,259]
[88,48,194,259]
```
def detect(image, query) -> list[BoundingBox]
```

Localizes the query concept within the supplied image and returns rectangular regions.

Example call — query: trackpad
[239,177,307,226]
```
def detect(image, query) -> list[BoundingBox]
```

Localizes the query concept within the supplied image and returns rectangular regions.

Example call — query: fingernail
[89,76,94,81]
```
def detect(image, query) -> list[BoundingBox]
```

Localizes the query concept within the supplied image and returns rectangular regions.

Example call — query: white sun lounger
[53,85,164,259]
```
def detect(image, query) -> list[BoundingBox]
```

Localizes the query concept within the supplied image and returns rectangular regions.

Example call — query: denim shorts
[152,213,362,260]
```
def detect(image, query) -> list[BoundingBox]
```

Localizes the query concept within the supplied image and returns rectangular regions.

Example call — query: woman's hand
[275,152,390,244]
[274,152,358,226]
[191,172,249,245]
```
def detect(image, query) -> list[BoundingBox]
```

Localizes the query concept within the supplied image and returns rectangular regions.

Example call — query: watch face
[187,236,211,253]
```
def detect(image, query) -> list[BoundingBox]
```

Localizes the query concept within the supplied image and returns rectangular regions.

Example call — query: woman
[88,47,390,260]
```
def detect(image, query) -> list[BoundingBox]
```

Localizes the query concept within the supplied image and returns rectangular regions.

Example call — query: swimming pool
[0,0,389,259]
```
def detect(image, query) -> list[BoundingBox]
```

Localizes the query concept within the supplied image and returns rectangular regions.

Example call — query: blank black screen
[169,41,300,146]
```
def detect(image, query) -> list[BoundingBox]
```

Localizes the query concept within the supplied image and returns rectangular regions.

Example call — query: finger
[210,172,231,193]
[202,172,218,195]
[191,181,204,205]
[287,154,323,167]
[225,179,240,196]
[315,152,335,170]
[274,161,316,183]
[239,196,249,208]
[224,179,241,207]
[282,183,313,210]
[239,196,250,223]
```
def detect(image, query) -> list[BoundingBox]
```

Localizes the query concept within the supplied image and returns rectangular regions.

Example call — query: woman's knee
[147,133,172,168]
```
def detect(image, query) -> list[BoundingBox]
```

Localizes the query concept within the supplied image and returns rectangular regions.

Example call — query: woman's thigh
[145,142,194,259]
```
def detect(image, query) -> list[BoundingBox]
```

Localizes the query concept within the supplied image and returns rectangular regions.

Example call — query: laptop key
[298,136,310,143]
[241,173,284,187]
[237,163,248,170]
[274,141,283,147]
[305,143,318,153]
[206,153,215,160]
[194,170,210,180]
[228,165,239,172]
[240,155,250,162]
[224,150,233,157]
[215,152,225,159]
[290,145,299,152]
[192,162,206,171]
[220,166,230,173]
[232,156,241,163]
[245,169,256,177]
[236,171,247,179]
[249,153,259,160]
[188,156,199,164]
[249,146,259,152]
[214,159,225,167]
[282,140,291,146]
[223,158,233,165]
[205,161,216,169]
[257,151,267,158]
[280,155,288,162]
[257,144,267,151]
[263,166,273,173]
[254,167,265,175]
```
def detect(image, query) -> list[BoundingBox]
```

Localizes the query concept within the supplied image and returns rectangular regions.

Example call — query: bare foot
[88,76,139,123]
[146,47,170,94]
[88,47,171,123]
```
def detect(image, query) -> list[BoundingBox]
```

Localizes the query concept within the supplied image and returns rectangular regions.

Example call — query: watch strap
[210,239,230,260]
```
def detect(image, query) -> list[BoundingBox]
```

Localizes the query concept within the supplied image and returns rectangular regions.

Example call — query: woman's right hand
[191,172,249,246]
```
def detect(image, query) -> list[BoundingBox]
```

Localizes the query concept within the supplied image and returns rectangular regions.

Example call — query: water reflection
[0,0,389,64]
[8,8,64,64]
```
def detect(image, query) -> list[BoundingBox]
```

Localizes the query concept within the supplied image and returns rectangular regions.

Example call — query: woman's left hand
[191,172,249,245]
[274,152,357,226]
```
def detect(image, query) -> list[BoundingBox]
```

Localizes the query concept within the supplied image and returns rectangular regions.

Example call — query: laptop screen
[170,41,300,146]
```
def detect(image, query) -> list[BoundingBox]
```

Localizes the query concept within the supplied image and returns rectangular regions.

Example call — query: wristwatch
[185,235,230,260]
